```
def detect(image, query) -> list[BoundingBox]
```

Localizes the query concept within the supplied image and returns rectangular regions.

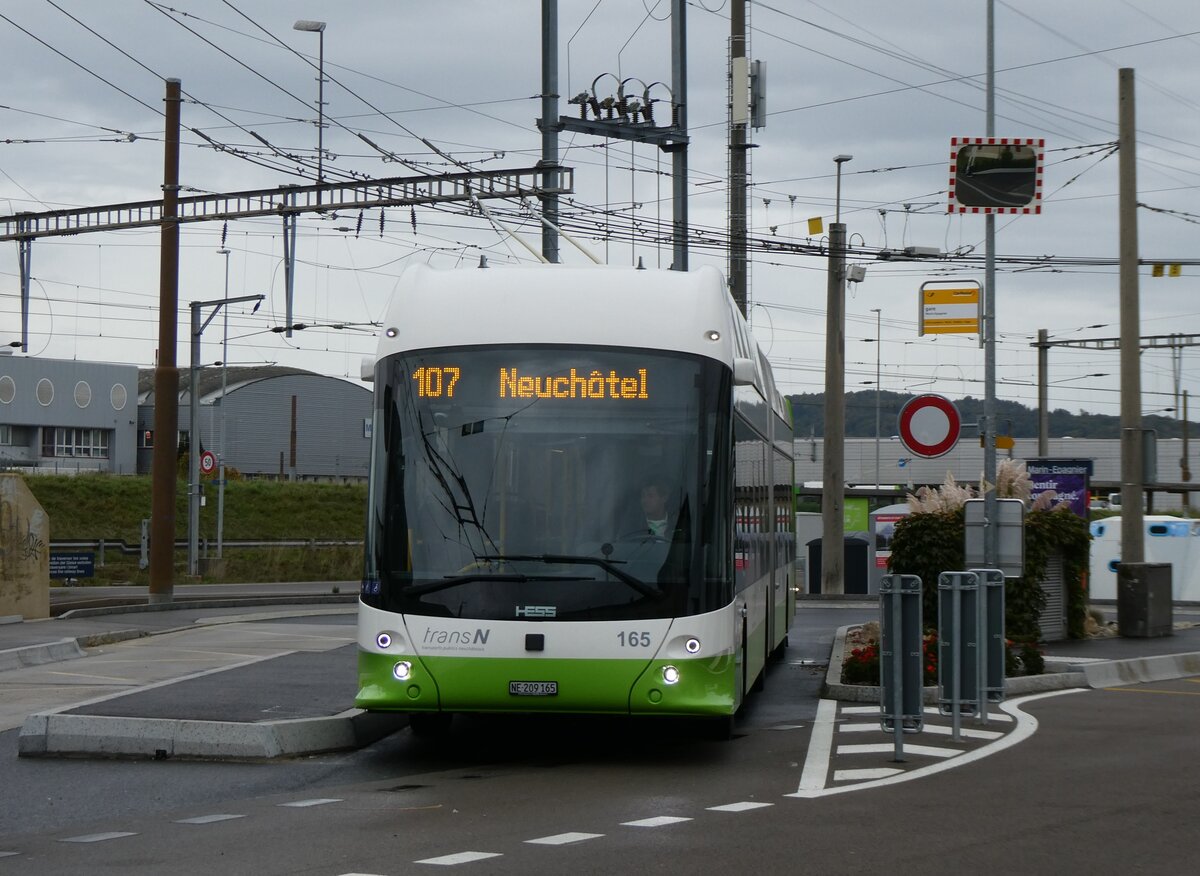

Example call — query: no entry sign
[898,395,961,458]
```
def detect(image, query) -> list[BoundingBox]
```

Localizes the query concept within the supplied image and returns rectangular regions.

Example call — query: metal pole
[1037,328,1049,456]
[540,0,560,263]
[983,0,998,568]
[822,220,847,594]
[951,578,962,742]
[188,303,201,577]
[17,230,31,352]
[729,0,748,315]
[217,249,230,560]
[1118,68,1144,562]
[149,78,182,605]
[316,28,325,195]
[1184,390,1191,512]
[670,0,688,271]
[283,191,297,338]
[891,588,904,761]
[873,308,881,489]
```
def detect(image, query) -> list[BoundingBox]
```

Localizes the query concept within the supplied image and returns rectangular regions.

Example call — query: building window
[41,427,110,459]
[140,430,154,449]
[36,378,54,406]
[0,424,11,445]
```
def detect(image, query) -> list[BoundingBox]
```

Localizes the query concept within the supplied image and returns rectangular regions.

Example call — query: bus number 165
[618,631,651,647]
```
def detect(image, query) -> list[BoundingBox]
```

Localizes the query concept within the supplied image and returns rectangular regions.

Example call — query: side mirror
[733,357,756,387]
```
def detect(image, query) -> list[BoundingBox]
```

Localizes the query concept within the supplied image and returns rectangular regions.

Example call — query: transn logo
[515,605,556,618]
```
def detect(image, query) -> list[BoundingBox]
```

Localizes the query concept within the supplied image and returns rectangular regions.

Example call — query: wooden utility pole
[149,78,182,603]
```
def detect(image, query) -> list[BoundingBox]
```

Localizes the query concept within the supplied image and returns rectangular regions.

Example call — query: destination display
[412,363,651,400]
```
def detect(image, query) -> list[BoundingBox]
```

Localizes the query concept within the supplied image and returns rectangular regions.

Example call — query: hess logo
[515,605,556,618]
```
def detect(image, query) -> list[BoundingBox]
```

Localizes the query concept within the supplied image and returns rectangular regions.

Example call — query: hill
[20,474,367,586]
[788,391,1192,439]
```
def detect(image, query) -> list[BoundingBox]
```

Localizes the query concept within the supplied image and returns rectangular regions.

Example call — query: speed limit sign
[199,450,217,474]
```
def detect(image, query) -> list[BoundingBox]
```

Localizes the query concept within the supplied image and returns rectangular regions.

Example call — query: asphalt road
[1,605,1197,874]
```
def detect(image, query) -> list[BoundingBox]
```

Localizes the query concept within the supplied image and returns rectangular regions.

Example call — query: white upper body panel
[376,263,744,366]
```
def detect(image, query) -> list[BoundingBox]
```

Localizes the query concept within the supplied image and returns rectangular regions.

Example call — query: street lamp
[833,154,853,223]
[293,20,326,195]
[188,290,265,577]
[822,153,853,595]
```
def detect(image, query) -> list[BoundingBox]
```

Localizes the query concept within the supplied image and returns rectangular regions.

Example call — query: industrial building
[1,355,371,482]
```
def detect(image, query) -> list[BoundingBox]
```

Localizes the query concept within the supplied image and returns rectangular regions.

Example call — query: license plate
[509,681,558,696]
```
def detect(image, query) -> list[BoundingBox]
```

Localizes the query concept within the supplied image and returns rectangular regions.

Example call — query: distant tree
[788,391,1190,439]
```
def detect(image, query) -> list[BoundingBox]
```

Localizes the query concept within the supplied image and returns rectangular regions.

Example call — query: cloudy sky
[2,1,1199,423]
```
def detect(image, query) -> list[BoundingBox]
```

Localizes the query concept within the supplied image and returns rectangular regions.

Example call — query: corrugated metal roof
[138,365,315,403]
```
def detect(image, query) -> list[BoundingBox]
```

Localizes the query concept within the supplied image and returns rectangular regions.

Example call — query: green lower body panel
[357,650,738,717]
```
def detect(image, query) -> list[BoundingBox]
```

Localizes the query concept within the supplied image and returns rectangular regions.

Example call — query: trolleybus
[356,263,796,735]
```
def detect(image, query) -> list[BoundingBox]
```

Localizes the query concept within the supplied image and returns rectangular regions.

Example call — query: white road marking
[707,802,774,812]
[525,832,604,845]
[278,798,342,808]
[175,814,246,824]
[787,689,1087,798]
[0,851,19,858]
[796,698,837,793]
[838,721,1002,741]
[837,742,960,758]
[927,706,1012,721]
[834,768,903,781]
[415,851,503,865]
[59,832,137,843]
[919,724,1003,740]
[842,704,1013,721]
[621,816,692,827]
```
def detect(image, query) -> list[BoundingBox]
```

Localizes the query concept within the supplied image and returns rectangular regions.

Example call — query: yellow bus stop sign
[920,285,980,335]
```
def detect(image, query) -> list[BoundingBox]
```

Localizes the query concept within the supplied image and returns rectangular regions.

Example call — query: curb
[818,624,1158,704]
[1081,651,1200,687]
[17,709,407,761]
[57,594,357,620]
[0,638,86,672]
[0,606,358,675]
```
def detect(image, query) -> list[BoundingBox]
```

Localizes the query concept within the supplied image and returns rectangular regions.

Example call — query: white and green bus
[356,263,796,736]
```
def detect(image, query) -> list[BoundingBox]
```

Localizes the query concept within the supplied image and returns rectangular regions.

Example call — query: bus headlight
[392,661,413,681]
[684,637,701,654]
[662,665,680,685]
[376,632,393,650]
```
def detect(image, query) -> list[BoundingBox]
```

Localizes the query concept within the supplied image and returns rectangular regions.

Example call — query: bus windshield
[362,345,731,621]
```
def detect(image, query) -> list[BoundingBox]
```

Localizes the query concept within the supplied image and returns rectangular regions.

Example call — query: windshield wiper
[475,554,665,600]
[403,571,591,598]
[403,573,528,597]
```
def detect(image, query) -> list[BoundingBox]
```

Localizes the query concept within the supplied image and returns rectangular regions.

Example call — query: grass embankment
[23,474,367,586]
